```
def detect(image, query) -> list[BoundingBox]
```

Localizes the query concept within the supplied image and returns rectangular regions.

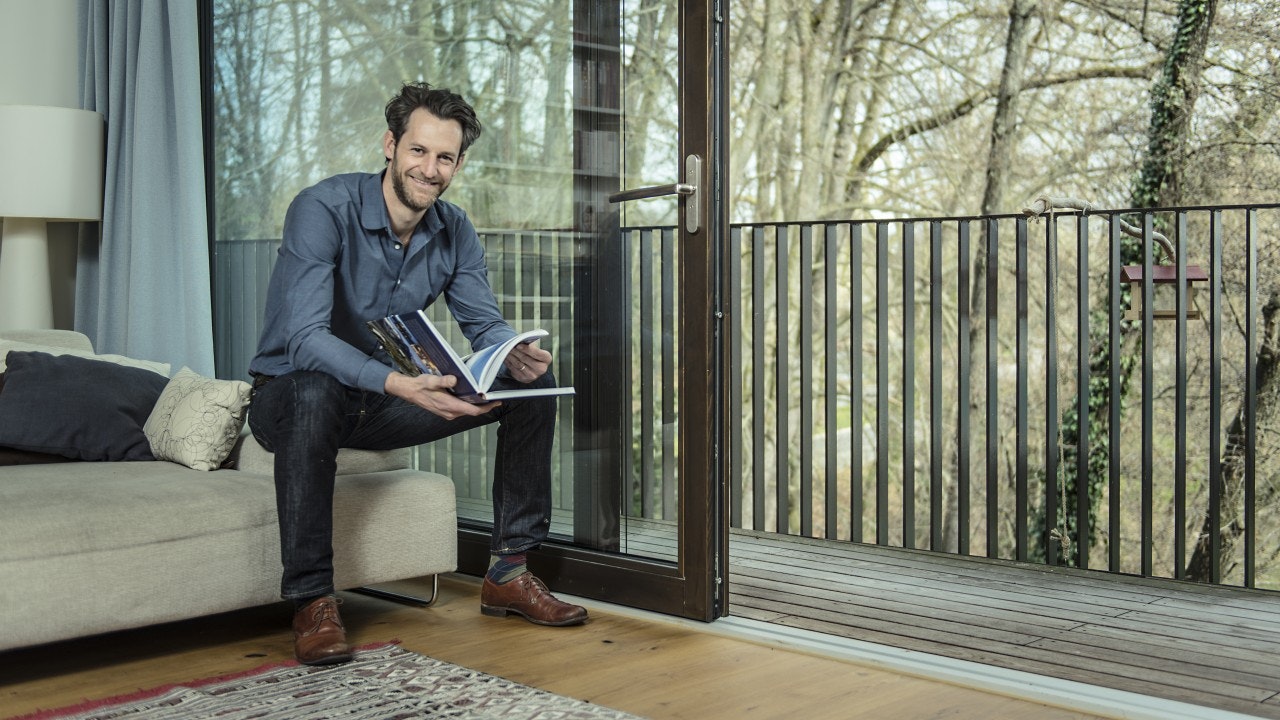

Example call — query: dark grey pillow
[0,351,169,461]
[0,369,71,465]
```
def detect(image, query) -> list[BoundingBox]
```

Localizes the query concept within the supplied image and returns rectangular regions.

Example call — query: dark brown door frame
[457,0,729,622]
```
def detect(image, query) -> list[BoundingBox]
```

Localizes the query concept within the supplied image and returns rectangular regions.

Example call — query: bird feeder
[1120,264,1209,321]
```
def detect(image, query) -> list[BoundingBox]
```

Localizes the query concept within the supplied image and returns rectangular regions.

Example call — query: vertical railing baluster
[777,225,791,533]
[800,224,814,537]
[559,231,576,502]
[539,231,554,327]
[903,222,916,548]
[850,223,864,543]
[501,231,518,319]
[1043,218,1059,566]
[1039,217,1059,561]
[1245,208,1257,587]
[986,218,1000,558]
[1108,215,1122,574]
[1016,217,1029,561]
[1208,211,1222,583]
[522,229,537,499]
[536,233,553,505]
[930,221,943,550]
[1141,213,1155,577]
[957,220,971,555]
[876,221,890,544]
[1174,212,1188,579]
[639,229,655,519]
[519,231,534,322]
[662,227,676,520]
[752,226,766,531]
[824,223,839,538]
[730,226,744,530]
[1074,215,1089,570]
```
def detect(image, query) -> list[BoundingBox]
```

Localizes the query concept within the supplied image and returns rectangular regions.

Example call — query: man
[247,81,586,667]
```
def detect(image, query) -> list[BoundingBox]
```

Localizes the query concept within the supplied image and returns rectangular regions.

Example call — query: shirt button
[394,243,402,250]
[396,279,401,286]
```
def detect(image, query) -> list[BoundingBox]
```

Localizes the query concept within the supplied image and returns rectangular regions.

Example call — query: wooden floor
[0,575,1105,720]
[729,529,1280,719]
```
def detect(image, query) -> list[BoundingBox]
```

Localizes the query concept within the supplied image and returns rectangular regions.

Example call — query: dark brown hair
[384,81,482,156]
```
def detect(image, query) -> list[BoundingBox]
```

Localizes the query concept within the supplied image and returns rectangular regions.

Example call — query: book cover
[368,310,575,404]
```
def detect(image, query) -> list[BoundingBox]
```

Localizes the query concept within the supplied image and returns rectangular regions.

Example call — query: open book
[368,310,575,404]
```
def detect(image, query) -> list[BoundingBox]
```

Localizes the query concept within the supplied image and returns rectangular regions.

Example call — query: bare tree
[943,0,1042,553]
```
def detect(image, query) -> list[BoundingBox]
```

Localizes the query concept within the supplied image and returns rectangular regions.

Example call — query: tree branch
[851,63,1159,176]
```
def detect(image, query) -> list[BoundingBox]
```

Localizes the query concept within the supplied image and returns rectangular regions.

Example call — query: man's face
[385,108,465,213]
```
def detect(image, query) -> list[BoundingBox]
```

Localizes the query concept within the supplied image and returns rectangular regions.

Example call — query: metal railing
[213,202,1280,589]
[727,204,1279,588]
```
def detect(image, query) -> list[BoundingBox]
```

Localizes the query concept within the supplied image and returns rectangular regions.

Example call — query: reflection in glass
[211,0,680,562]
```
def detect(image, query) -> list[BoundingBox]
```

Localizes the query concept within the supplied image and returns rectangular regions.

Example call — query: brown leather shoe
[292,595,353,665]
[481,572,588,626]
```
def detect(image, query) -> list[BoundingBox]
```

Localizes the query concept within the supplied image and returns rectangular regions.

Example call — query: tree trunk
[943,0,1039,553]
[1131,0,1219,209]
[980,0,1039,219]
[1186,292,1280,581]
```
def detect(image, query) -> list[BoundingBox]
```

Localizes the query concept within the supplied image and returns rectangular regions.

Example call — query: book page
[391,311,482,396]
[465,329,549,391]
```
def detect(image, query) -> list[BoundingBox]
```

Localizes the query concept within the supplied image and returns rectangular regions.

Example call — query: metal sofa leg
[352,575,440,607]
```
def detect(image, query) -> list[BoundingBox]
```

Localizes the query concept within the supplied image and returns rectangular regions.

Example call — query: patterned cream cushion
[143,367,252,471]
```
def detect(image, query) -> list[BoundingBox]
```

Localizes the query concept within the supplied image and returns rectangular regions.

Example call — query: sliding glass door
[209,0,727,620]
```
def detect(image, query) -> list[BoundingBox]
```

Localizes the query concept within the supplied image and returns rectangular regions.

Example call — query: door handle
[608,154,701,234]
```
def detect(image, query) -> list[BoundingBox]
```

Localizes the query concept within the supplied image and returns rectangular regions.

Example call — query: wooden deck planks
[728,528,1280,718]
[454,505,1280,715]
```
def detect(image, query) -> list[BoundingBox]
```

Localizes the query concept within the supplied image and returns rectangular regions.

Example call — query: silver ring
[520,363,527,372]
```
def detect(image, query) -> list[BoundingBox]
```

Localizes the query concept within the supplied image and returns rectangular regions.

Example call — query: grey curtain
[75,0,214,376]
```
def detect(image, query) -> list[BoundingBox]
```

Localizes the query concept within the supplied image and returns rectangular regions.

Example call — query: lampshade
[0,104,104,330]
[0,104,104,220]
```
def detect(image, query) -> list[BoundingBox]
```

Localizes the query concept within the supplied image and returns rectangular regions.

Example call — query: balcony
[213,202,1280,718]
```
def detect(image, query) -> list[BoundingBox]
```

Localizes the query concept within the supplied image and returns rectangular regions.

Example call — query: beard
[390,156,449,212]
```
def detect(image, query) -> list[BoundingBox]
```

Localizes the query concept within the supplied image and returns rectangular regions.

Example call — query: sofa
[0,329,457,652]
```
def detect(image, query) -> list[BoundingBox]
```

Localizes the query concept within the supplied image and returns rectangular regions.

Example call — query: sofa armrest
[226,430,412,475]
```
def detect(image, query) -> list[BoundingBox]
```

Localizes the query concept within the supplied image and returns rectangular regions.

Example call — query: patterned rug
[15,643,642,720]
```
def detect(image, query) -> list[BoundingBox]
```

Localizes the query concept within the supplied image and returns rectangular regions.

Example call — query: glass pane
[212,0,681,564]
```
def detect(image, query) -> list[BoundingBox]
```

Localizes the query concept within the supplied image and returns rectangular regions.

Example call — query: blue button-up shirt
[248,171,515,393]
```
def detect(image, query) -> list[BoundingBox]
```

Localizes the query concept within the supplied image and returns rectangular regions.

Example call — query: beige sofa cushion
[0,329,94,352]
[0,461,457,651]
[0,332,169,376]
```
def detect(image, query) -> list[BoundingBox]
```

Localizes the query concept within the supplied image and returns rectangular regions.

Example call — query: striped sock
[486,553,527,584]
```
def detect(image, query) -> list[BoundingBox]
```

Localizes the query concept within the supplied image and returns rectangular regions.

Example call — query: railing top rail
[729,201,1280,229]
[215,202,1280,246]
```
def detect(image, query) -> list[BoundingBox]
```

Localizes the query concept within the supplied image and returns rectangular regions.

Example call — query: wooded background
[211,0,1280,586]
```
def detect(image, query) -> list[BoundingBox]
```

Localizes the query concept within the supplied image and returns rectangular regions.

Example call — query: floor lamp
[0,104,104,331]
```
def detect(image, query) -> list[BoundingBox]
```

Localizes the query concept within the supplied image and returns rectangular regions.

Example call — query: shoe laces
[310,597,343,624]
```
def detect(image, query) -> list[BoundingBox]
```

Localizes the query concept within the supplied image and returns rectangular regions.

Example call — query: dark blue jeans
[247,370,558,600]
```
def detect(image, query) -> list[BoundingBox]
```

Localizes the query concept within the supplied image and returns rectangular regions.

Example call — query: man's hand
[504,340,552,383]
[385,372,498,420]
